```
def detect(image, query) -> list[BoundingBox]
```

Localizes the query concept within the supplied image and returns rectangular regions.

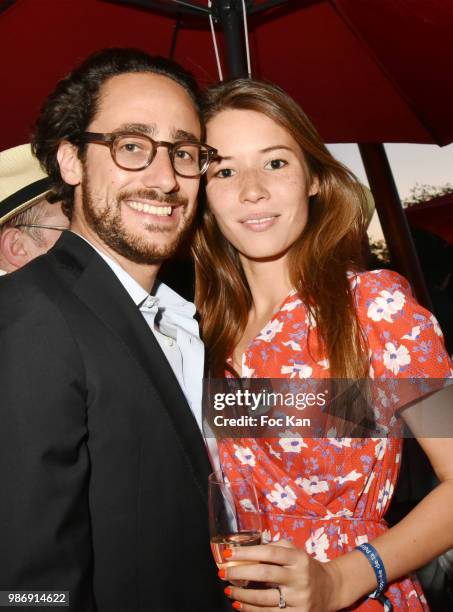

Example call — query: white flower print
[379,289,406,312]
[335,469,362,485]
[383,342,411,374]
[355,535,369,546]
[241,354,255,377]
[296,475,329,495]
[430,313,443,337]
[257,319,284,342]
[239,498,257,513]
[324,508,353,519]
[376,387,399,411]
[327,435,352,448]
[305,310,317,329]
[389,415,398,430]
[281,298,302,312]
[368,300,393,323]
[402,326,420,341]
[376,386,391,409]
[262,529,281,544]
[266,483,297,511]
[374,439,386,460]
[317,359,329,370]
[363,472,375,495]
[233,444,256,467]
[367,289,406,322]
[282,340,302,351]
[278,431,308,453]
[339,532,349,545]
[265,441,282,461]
[347,270,360,278]
[348,273,360,290]
[376,479,394,513]
[280,363,313,378]
[305,527,329,562]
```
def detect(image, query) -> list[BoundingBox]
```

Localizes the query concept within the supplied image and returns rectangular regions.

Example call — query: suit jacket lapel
[51,232,211,501]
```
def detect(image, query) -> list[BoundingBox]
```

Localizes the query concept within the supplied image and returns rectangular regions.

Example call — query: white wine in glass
[211,531,262,570]
[208,470,262,576]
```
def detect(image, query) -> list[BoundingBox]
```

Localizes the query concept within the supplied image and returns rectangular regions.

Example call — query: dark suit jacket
[0,232,226,612]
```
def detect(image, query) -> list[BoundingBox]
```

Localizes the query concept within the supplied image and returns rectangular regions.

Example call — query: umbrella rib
[170,0,211,14]
[250,0,296,15]
[0,0,16,15]
[208,0,224,80]
[108,0,209,17]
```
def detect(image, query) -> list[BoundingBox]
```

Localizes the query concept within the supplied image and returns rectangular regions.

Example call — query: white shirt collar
[72,231,197,324]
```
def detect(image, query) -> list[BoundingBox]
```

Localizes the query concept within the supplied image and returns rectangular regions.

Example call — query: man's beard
[81,174,196,265]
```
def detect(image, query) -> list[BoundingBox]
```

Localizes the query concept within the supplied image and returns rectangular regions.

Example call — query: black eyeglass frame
[77,131,218,178]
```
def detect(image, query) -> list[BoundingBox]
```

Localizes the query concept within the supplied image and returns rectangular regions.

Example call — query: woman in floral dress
[194,79,453,611]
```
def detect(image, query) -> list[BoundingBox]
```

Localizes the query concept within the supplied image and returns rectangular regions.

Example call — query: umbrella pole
[358,143,433,311]
[213,0,248,78]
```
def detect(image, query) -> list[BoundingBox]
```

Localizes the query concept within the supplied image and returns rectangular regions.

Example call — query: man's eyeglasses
[16,224,68,232]
[77,132,218,178]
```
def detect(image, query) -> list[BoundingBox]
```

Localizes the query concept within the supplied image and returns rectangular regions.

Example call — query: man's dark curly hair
[32,48,201,218]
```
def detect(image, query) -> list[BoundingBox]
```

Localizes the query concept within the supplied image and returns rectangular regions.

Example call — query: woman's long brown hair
[193,79,369,379]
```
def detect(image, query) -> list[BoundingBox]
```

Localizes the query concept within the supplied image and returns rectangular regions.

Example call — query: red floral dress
[219,270,453,610]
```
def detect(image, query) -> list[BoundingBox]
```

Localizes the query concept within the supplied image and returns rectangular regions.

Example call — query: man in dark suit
[0,49,225,611]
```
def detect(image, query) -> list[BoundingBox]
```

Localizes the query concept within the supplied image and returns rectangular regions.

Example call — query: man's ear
[309,175,319,197]
[57,141,82,186]
[0,228,30,271]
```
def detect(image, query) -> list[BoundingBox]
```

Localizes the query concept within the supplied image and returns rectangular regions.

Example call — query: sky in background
[326,143,453,242]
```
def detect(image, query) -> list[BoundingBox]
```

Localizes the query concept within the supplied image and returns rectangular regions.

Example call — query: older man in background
[0,143,69,274]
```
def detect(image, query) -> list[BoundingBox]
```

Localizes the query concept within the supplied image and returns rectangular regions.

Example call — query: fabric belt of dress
[264,513,387,525]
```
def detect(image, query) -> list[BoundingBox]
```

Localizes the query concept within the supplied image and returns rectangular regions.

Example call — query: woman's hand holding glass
[219,539,343,611]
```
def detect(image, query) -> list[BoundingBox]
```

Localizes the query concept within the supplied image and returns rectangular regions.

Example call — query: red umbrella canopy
[1,0,453,150]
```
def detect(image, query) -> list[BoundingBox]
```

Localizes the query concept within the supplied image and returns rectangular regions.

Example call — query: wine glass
[208,469,262,578]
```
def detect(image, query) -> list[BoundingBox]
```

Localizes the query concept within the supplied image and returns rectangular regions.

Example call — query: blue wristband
[356,543,393,611]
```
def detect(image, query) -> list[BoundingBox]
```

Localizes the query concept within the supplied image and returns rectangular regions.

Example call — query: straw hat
[0,143,51,225]
[361,185,376,229]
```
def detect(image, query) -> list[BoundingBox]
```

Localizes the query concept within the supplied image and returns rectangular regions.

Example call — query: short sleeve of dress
[351,269,453,379]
